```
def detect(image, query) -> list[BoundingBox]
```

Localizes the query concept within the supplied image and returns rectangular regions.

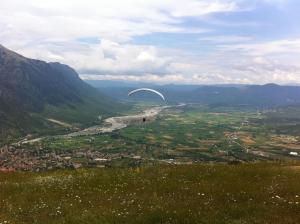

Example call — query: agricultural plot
[24,104,300,168]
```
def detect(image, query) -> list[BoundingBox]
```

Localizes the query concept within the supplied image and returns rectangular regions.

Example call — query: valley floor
[2,104,300,171]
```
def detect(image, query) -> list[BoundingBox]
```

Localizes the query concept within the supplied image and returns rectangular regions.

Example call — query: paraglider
[128,88,165,124]
[128,88,165,101]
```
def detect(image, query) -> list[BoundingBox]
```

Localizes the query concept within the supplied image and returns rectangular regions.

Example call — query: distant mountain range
[87,80,300,108]
[0,45,124,144]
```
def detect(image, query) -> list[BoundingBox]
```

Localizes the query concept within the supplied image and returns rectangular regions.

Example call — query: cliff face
[0,45,85,112]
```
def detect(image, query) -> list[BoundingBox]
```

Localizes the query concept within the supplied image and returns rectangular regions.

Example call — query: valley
[2,103,300,172]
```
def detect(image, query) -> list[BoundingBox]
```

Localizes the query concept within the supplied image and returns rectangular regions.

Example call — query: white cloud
[81,73,186,84]
[0,0,299,84]
[198,35,252,43]
[222,39,300,56]
[0,0,237,43]
[169,1,238,17]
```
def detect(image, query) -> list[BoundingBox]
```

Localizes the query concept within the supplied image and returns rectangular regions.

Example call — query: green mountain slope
[0,45,125,144]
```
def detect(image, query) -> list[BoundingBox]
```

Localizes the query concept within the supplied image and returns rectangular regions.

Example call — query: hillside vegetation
[1,163,300,223]
[0,45,126,144]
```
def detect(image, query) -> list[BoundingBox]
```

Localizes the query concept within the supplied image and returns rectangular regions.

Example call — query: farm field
[20,104,300,169]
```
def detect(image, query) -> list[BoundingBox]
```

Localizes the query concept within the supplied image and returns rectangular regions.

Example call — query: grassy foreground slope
[1,163,300,223]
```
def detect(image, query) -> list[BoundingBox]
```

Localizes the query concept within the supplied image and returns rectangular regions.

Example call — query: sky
[1,0,300,84]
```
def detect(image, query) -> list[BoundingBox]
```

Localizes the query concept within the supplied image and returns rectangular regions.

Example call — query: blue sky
[0,0,300,84]
[132,1,300,49]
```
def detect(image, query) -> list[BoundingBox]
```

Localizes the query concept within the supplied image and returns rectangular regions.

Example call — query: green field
[29,104,300,165]
[1,163,300,224]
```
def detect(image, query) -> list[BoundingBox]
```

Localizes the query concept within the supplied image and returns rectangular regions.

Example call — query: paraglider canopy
[128,88,165,101]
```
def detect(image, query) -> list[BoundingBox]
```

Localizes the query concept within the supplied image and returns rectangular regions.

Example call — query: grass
[1,163,300,223]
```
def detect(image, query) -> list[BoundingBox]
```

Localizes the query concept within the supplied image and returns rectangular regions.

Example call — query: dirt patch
[0,167,15,173]
[47,118,72,128]
[268,143,300,150]
[163,135,174,140]
[146,135,156,144]
[288,166,300,171]
[198,140,219,146]
[209,113,228,116]
[186,133,193,138]
[241,135,256,145]
[175,147,209,152]
[271,135,299,144]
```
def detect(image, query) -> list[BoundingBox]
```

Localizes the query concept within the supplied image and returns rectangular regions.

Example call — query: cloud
[217,38,300,84]
[25,39,173,76]
[0,0,299,84]
[198,35,253,44]
[0,0,238,43]
[81,73,186,83]
[13,37,300,85]
[221,39,300,56]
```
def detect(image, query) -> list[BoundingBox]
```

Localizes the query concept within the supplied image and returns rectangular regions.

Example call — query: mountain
[0,45,125,144]
[87,80,300,107]
[86,80,202,102]
[184,84,300,107]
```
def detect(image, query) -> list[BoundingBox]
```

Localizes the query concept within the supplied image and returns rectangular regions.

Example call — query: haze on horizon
[1,0,299,85]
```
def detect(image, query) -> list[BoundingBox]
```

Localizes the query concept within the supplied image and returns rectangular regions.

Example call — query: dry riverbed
[16,104,184,144]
